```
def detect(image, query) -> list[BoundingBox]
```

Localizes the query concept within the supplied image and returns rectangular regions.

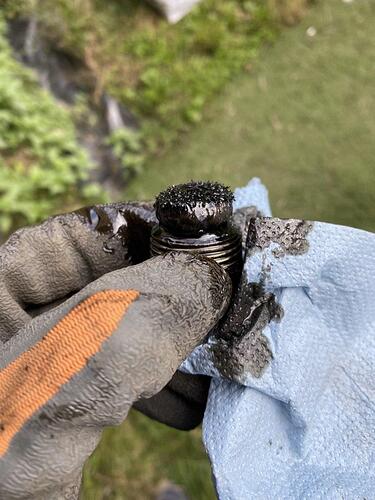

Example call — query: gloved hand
[183,178,375,500]
[0,202,231,500]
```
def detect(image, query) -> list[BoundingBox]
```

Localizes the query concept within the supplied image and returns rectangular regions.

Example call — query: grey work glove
[0,203,231,500]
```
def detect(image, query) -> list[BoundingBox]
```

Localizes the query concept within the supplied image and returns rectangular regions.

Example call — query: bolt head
[154,181,234,236]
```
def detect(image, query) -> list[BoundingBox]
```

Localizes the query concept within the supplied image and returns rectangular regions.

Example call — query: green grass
[127,0,375,233]
[83,1,375,498]
[82,411,215,500]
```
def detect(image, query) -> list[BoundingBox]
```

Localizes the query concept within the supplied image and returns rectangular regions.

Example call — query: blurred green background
[1,0,374,498]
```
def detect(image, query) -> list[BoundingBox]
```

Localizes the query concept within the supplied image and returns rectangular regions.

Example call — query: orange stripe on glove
[0,289,139,457]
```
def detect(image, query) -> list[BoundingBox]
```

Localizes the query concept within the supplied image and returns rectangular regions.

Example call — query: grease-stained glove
[183,178,375,500]
[0,203,231,500]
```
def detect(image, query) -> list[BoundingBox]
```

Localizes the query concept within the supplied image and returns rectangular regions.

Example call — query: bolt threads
[151,225,243,283]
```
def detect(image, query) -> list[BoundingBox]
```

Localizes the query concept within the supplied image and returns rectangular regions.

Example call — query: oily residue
[247,217,313,258]
[75,202,156,264]
[232,206,264,247]
[211,276,283,380]
[211,215,312,380]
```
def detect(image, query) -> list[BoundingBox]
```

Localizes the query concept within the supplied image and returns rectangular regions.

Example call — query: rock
[148,0,202,23]
[154,480,189,500]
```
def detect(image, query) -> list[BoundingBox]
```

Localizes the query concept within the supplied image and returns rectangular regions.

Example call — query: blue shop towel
[182,178,375,500]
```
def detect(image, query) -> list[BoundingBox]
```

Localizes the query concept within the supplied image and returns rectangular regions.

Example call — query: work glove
[183,178,375,499]
[0,202,231,500]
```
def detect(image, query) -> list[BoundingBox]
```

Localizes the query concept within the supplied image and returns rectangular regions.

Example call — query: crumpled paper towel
[147,0,201,23]
[182,178,375,499]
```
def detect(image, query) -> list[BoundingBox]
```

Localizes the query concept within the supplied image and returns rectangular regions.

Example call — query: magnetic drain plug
[151,181,243,285]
